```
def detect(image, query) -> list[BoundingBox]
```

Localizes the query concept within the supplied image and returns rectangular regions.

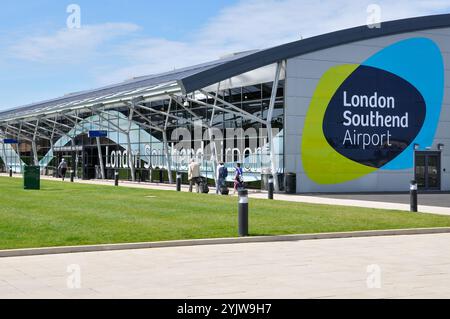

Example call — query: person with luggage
[233,163,244,195]
[188,159,201,193]
[216,162,228,195]
[58,158,68,181]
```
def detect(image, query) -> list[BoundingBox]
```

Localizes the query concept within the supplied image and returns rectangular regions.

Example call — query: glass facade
[1,80,285,187]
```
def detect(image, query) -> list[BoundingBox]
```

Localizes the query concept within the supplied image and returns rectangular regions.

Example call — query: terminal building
[1,13,450,193]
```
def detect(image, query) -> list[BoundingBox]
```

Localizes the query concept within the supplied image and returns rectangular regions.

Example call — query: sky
[0,0,450,110]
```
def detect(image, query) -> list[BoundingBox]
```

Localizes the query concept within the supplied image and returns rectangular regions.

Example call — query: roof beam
[135,103,208,129]
[0,82,181,123]
[62,113,84,124]
[41,118,73,134]
[169,94,203,121]
[43,118,74,131]
[3,125,33,142]
[124,100,164,132]
[89,106,127,134]
[198,89,267,124]
[22,121,63,138]
[41,118,72,138]
[130,107,164,132]
[185,94,266,125]
[17,121,51,141]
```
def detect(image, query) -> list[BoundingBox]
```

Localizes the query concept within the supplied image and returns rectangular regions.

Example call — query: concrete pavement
[1,233,450,299]
[251,193,450,216]
[317,193,450,207]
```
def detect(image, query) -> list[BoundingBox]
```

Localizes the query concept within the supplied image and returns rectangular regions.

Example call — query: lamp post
[238,189,249,237]
[268,175,274,200]
[115,170,119,187]
[176,173,182,192]
[410,180,418,212]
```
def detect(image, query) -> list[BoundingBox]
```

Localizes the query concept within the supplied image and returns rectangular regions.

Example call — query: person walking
[58,158,68,181]
[216,162,228,195]
[233,163,244,195]
[188,159,201,193]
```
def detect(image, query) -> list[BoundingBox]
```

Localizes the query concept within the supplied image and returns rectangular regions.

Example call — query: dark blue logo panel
[323,65,426,168]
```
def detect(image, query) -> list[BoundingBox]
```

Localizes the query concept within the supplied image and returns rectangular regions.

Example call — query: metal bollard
[115,171,119,187]
[70,171,75,183]
[238,190,249,237]
[176,173,182,192]
[9,168,12,177]
[410,180,418,212]
[268,175,274,200]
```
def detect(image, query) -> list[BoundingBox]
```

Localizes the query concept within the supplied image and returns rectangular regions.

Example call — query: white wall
[285,28,450,193]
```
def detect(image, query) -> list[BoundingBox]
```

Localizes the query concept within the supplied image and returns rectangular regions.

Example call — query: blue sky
[1,0,449,110]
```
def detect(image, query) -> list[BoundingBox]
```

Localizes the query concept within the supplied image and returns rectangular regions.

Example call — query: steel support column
[16,123,22,173]
[1,140,7,172]
[126,107,136,182]
[208,83,221,186]
[162,130,173,184]
[96,137,106,179]
[163,98,173,184]
[32,119,40,167]
[267,61,283,192]
[89,106,134,181]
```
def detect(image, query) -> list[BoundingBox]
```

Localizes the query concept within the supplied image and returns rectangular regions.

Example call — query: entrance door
[415,152,441,190]
[82,147,99,180]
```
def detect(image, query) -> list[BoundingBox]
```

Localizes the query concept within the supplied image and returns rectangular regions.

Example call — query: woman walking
[233,163,244,195]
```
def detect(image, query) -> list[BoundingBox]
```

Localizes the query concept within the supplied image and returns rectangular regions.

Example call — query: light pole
[238,189,249,237]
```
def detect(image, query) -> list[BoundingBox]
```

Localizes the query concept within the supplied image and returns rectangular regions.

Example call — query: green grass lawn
[1,176,450,250]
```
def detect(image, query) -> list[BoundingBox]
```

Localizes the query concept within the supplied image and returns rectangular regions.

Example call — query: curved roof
[1,13,450,122]
[0,50,257,121]
[179,13,450,94]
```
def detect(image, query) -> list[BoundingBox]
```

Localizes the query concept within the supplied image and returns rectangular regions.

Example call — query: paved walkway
[1,233,450,299]
[317,193,450,207]
[251,193,450,216]
[3,173,450,216]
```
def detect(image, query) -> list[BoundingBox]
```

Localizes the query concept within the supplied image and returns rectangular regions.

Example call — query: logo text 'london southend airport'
[302,38,444,185]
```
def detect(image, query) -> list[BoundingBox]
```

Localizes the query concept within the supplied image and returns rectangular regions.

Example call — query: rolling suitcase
[220,185,229,195]
[199,178,210,194]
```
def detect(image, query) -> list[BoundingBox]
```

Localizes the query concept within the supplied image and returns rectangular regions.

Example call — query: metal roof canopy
[1,13,450,125]
[0,50,258,123]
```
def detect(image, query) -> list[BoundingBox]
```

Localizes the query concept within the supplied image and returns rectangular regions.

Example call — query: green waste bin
[24,166,41,190]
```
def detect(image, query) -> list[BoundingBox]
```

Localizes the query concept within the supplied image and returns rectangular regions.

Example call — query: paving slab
[1,234,450,299]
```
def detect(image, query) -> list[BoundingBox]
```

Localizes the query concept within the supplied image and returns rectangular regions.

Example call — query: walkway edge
[2,227,450,258]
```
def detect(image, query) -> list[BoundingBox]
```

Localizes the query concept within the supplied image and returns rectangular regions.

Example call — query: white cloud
[98,0,450,85]
[197,0,450,46]
[10,23,139,63]
[94,38,225,84]
[8,0,450,85]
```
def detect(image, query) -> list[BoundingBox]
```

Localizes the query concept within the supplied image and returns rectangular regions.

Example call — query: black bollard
[70,170,75,183]
[9,168,12,177]
[238,190,249,237]
[176,173,182,192]
[268,175,274,200]
[115,171,119,187]
[410,180,418,212]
